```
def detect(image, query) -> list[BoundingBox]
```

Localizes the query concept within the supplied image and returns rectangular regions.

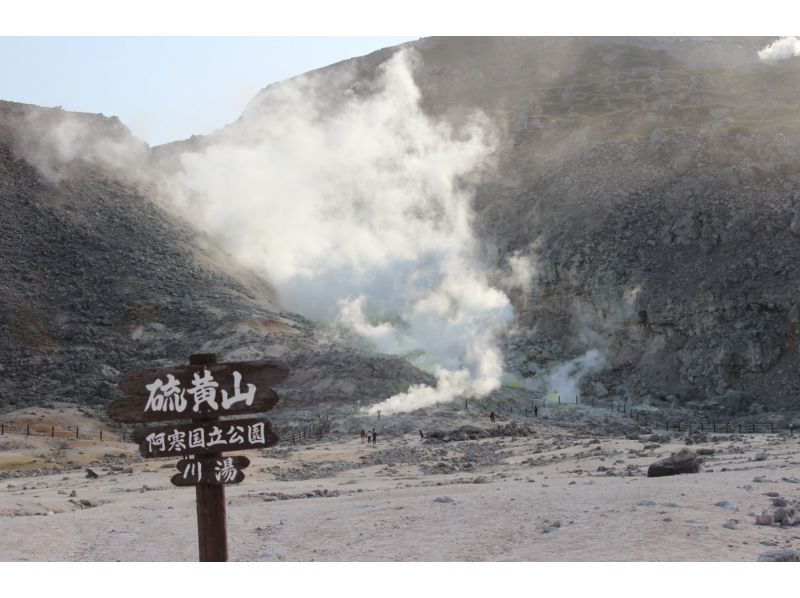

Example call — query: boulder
[647,449,704,477]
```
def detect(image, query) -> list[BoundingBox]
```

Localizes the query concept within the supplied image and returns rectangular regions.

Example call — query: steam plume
[166,50,514,414]
[758,36,800,63]
[545,349,605,404]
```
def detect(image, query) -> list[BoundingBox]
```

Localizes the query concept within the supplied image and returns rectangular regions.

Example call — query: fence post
[51,426,54,438]
[771,423,774,434]
[713,422,716,433]
[738,424,742,434]
[76,426,79,439]
[26,424,30,436]
[100,429,103,441]
[1,423,4,435]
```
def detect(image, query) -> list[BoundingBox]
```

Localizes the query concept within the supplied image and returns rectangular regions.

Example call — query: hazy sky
[0,37,417,146]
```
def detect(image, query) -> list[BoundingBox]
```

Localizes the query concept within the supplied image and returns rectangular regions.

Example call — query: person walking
[372,428,377,445]
[490,411,496,423]
[366,430,372,444]
[534,405,538,418]
[419,429,424,439]
[360,429,366,444]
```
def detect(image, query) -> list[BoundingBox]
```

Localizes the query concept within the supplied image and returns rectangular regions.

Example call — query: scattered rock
[771,498,787,507]
[753,452,768,462]
[472,476,490,484]
[434,496,455,504]
[757,549,800,562]
[647,448,704,477]
[722,520,738,530]
[85,468,99,479]
[637,500,657,507]
[69,490,77,498]
[773,507,797,526]
[755,511,774,526]
[714,501,737,511]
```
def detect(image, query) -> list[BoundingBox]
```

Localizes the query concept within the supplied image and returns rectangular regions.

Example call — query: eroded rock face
[647,448,704,477]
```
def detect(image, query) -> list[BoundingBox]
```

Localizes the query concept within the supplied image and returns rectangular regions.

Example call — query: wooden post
[26,424,30,436]
[1,423,4,435]
[100,429,103,441]
[51,426,54,438]
[190,353,228,563]
[713,422,716,433]
[76,426,79,439]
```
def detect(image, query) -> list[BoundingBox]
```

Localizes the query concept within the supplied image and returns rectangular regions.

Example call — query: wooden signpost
[108,353,289,561]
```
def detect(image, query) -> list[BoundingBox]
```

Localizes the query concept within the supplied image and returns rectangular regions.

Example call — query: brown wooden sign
[133,418,278,459]
[109,353,288,562]
[109,360,289,423]
[172,456,250,487]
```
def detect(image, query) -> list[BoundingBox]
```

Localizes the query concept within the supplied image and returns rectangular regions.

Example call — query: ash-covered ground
[0,402,798,561]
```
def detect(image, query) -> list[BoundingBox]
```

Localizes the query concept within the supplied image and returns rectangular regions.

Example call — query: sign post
[108,352,288,562]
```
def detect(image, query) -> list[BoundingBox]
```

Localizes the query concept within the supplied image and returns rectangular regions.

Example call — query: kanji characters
[220,371,256,410]
[226,425,245,444]
[183,460,203,482]
[188,428,206,449]
[207,425,226,447]
[188,368,220,412]
[167,429,186,452]
[248,422,266,444]
[214,457,238,483]
[145,431,166,453]
[144,374,188,412]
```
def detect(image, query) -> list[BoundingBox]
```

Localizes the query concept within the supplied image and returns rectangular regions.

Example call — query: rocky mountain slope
[0,101,430,415]
[231,36,800,414]
[3,37,800,418]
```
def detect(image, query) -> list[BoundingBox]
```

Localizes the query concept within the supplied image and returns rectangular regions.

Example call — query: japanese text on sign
[144,369,255,414]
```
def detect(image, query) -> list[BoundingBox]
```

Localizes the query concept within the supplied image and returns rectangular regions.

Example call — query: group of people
[360,428,378,445]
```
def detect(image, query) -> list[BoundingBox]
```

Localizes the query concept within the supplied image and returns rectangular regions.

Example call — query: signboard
[109,362,287,423]
[172,456,250,487]
[108,353,289,562]
[133,418,278,458]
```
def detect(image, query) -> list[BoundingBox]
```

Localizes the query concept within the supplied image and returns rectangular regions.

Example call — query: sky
[0,37,418,146]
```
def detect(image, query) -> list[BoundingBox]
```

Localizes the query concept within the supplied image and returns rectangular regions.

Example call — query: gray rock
[722,520,738,530]
[85,468,99,479]
[753,452,768,462]
[434,496,455,503]
[714,501,737,511]
[637,500,657,507]
[773,507,796,526]
[755,511,774,526]
[757,549,800,562]
[771,497,787,507]
[647,449,704,477]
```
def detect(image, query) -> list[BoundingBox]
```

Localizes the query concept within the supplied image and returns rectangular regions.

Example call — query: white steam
[758,36,800,63]
[545,349,605,404]
[166,50,514,414]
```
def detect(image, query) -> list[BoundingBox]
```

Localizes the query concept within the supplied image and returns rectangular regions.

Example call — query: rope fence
[0,421,115,441]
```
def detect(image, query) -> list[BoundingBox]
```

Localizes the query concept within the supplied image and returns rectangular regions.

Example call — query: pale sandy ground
[0,406,798,561]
